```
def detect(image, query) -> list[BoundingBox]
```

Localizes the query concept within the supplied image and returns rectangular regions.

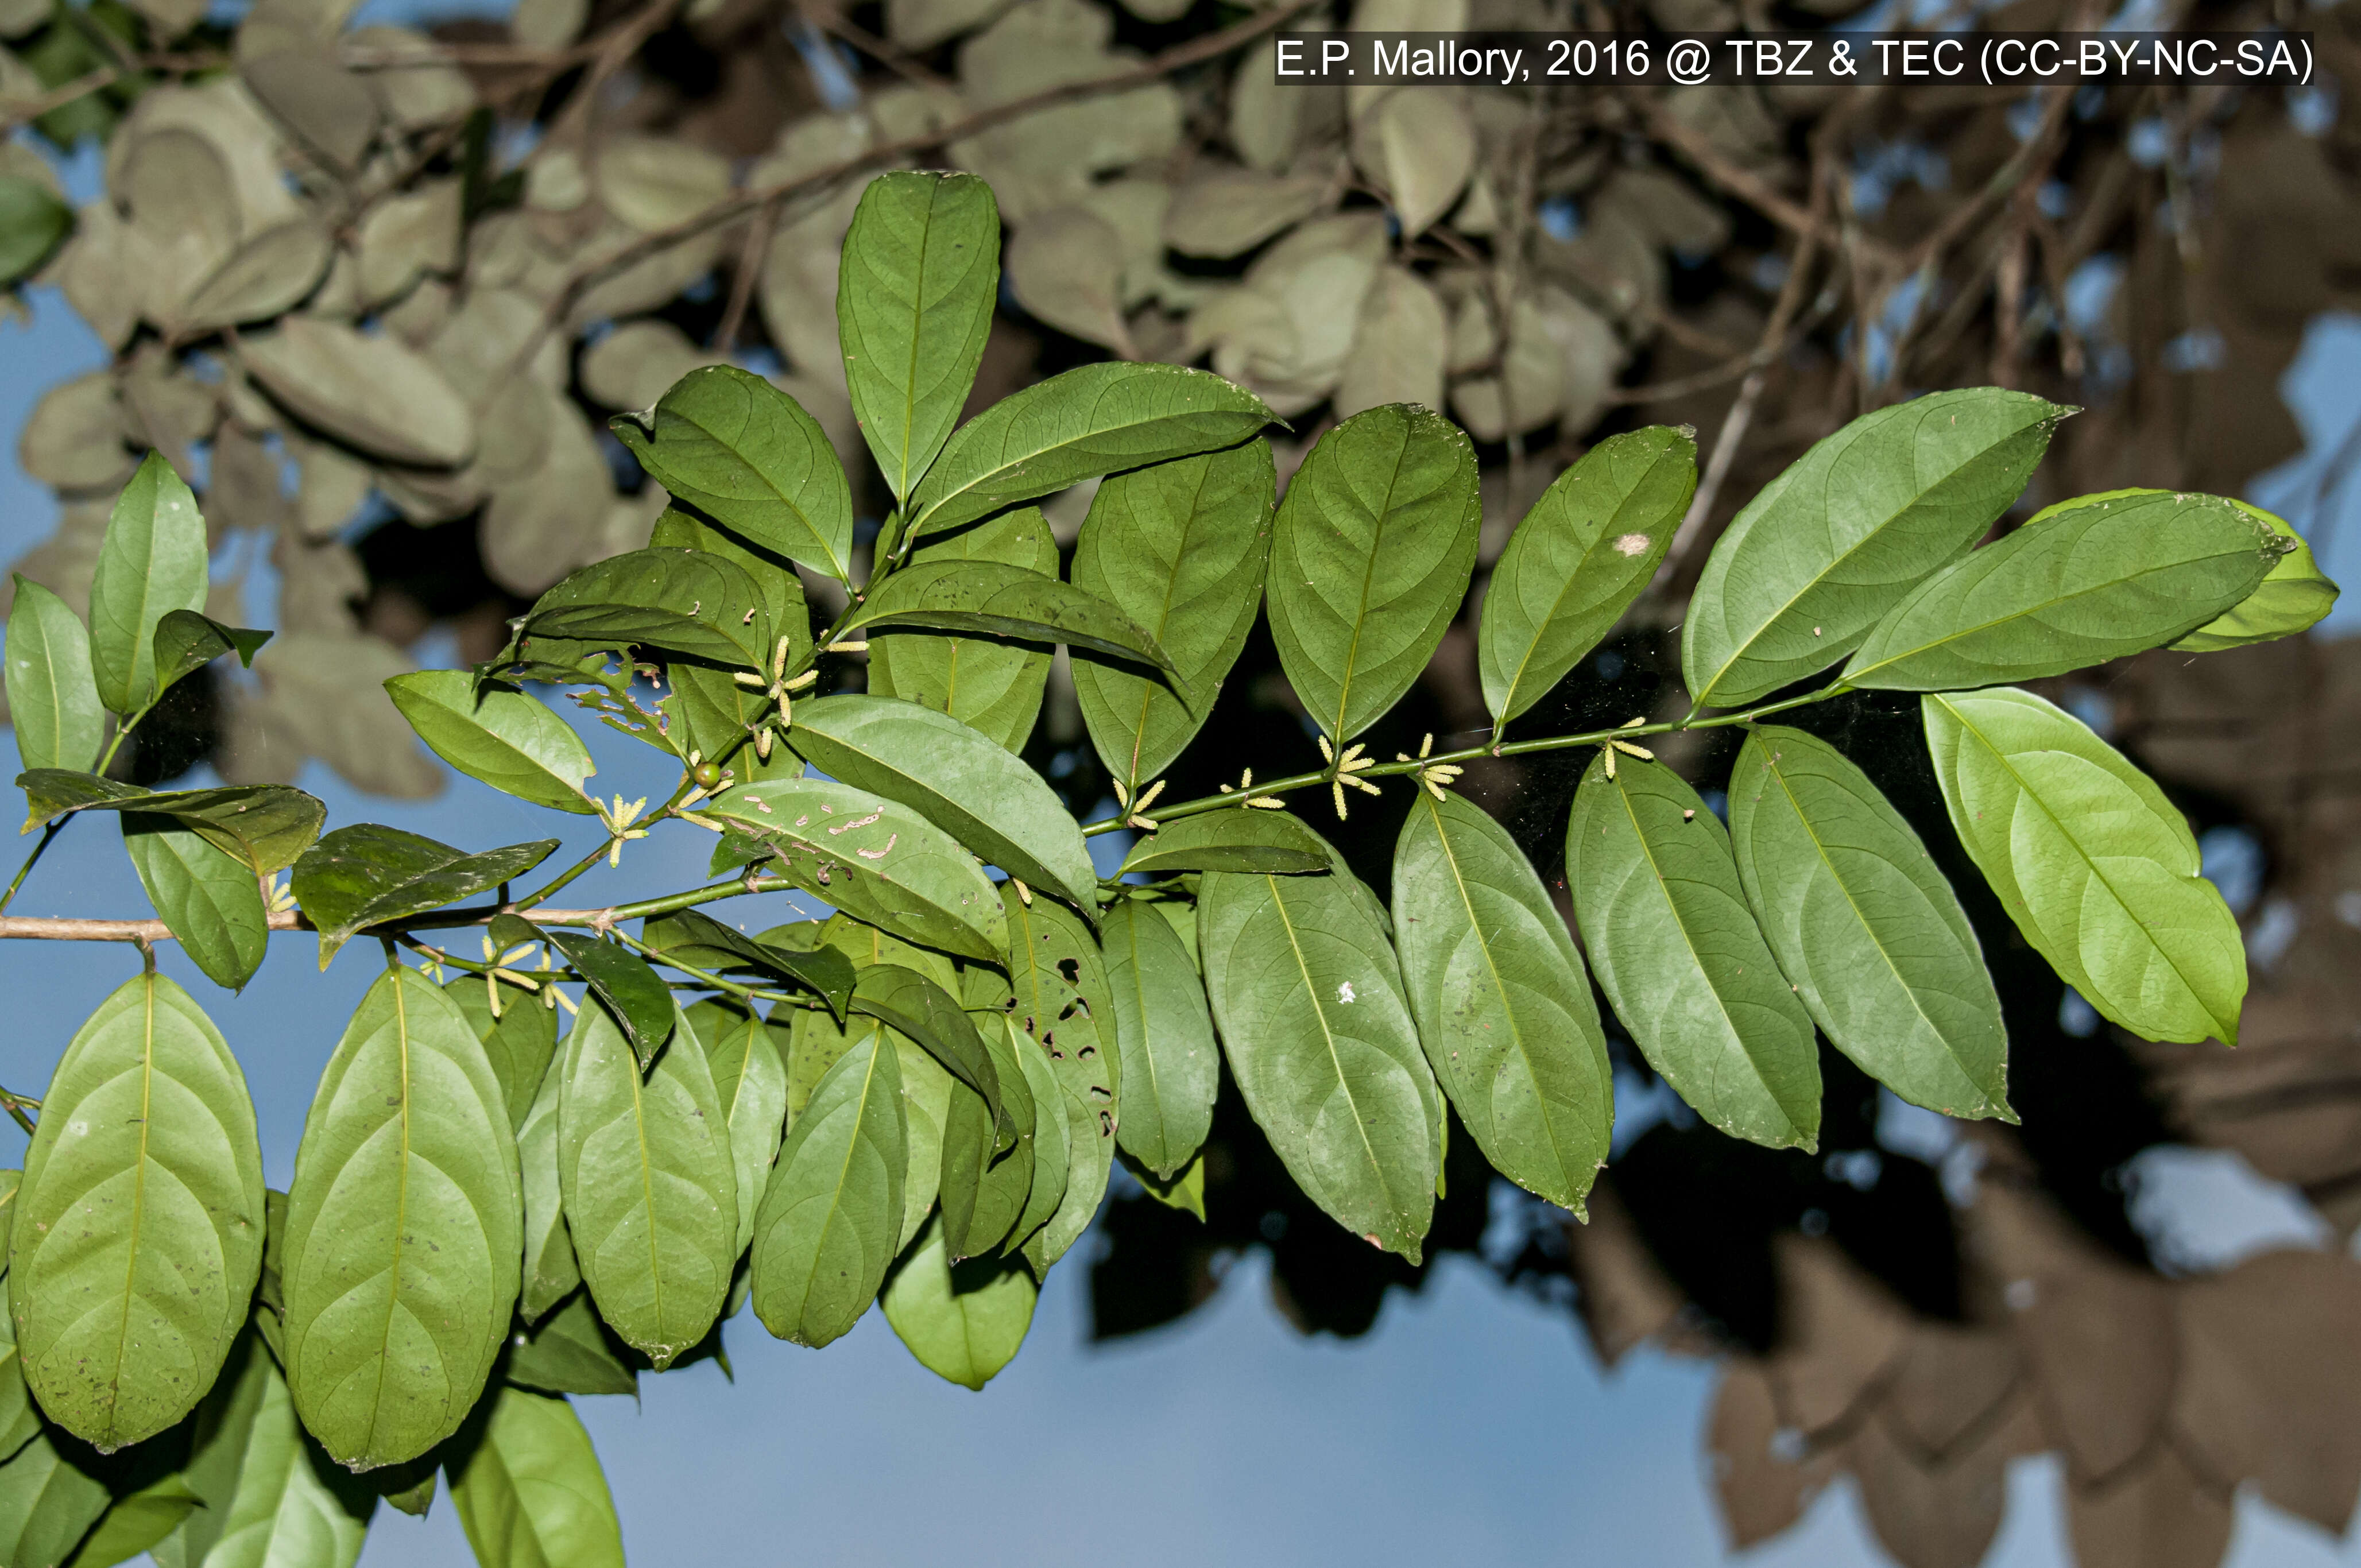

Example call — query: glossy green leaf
[21,773,324,877]
[867,508,1056,752]
[556,1003,738,1368]
[1120,1148,1205,1219]
[2172,498,2339,651]
[837,171,1000,505]
[11,971,265,1450]
[1199,862,1439,1260]
[938,1017,1036,1261]
[5,576,104,774]
[1729,726,2010,1120]
[384,672,598,815]
[643,909,855,1021]
[123,816,270,992]
[527,926,674,1072]
[1564,754,1821,1149]
[1843,490,2284,691]
[1071,442,1277,788]
[1102,896,1218,1182]
[982,896,1118,1269]
[647,509,813,764]
[705,777,1009,962]
[1479,427,1696,725]
[293,826,556,965]
[282,967,522,1470]
[448,975,560,1136]
[87,453,210,717]
[1922,687,2246,1045]
[1005,1017,1072,1259]
[1684,388,2070,710]
[844,560,1178,675]
[906,362,1275,540]
[749,1032,907,1348]
[685,1001,788,1258]
[149,610,269,703]
[788,694,1098,913]
[167,1337,371,1568]
[63,1474,197,1568]
[448,1387,625,1568]
[1268,404,1481,743]
[611,366,854,584]
[1116,807,1327,878]
[1392,789,1613,1213]
[0,1433,110,1568]
[514,1066,580,1326]
[510,549,770,670]
[850,965,1004,1135]
[880,1213,1036,1391]
[502,1291,633,1398]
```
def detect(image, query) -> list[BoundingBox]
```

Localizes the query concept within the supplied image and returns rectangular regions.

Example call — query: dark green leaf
[1729,727,2011,1120]
[2172,498,2339,651]
[879,1213,1036,1390]
[1268,404,1480,743]
[149,610,269,702]
[535,927,674,1071]
[5,575,104,773]
[64,1475,199,1567]
[0,177,73,287]
[1102,896,1217,1182]
[448,1385,626,1568]
[503,1290,633,1398]
[0,1433,110,1568]
[906,362,1276,540]
[642,907,855,1019]
[647,507,813,666]
[1564,753,1821,1149]
[748,1030,907,1349]
[513,1066,580,1326]
[87,454,210,717]
[123,815,269,992]
[1006,1018,1072,1261]
[1683,387,2070,710]
[1479,427,1694,726]
[1116,807,1327,877]
[292,826,556,965]
[450,975,561,1136]
[849,965,1004,1135]
[1922,687,2246,1045]
[867,508,1056,751]
[385,672,599,815]
[11,973,265,1449]
[512,549,771,670]
[20,772,324,877]
[845,560,1179,674]
[938,1017,1037,1261]
[685,1001,788,1257]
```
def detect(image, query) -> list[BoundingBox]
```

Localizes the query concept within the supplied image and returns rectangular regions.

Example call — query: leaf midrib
[1121,459,1220,787]
[1323,433,1417,741]
[1264,875,1391,1226]
[365,971,418,1463]
[100,977,160,1443]
[1496,449,1677,718]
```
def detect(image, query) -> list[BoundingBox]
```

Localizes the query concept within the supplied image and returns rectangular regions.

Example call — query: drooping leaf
[888,1035,954,1255]
[610,366,854,585]
[11,972,265,1450]
[448,975,560,1135]
[842,561,1178,675]
[448,1387,626,1568]
[1922,687,2246,1045]
[684,1000,789,1258]
[1070,442,1276,789]
[787,694,1099,913]
[2171,498,2339,651]
[282,967,522,1470]
[642,908,854,1020]
[1392,789,1613,1213]
[513,923,672,1072]
[0,1433,110,1568]
[1683,387,2070,710]
[1843,490,2285,691]
[647,506,813,664]
[514,1066,580,1325]
[62,1474,198,1567]
[0,1297,38,1467]
[502,1291,634,1398]
[20,772,324,877]
[1005,1017,1072,1260]
[123,816,270,992]
[1116,807,1327,877]
[5,576,105,773]
[880,1213,1037,1391]
[837,171,1000,505]
[1563,754,1821,1150]
[748,1031,907,1349]
[1268,404,1481,743]
[1120,1148,1205,1219]
[849,965,1004,1134]
[509,549,771,671]
[87,452,209,717]
[1101,896,1218,1182]
[555,1003,738,1369]
[867,508,1056,752]
[1728,726,2011,1120]
[937,1017,1037,1261]
[148,610,269,703]
[1479,427,1696,726]
[167,1337,373,1568]
[292,826,558,965]
[384,672,599,815]
[704,777,1009,962]
[905,362,1275,540]
[1199,862,1439,1260]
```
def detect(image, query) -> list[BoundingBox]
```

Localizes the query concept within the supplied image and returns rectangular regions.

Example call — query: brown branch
[1,66,118,135]
[548,0,694,147]
[811,10,952,91]
[1635,95,1900,272]
[713,202,774,353]
[0,903,632,944]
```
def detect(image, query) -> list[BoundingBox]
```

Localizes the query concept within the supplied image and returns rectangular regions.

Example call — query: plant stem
[0,1086,39,1136]
[0,822,64,916]
[609,926,769,1006]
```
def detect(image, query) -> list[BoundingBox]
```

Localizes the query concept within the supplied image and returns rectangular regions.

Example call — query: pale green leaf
[1120,1148,1205,1219]
[502,1291,633,1399]
[448,975,560,1136]
[748,1031,906,1349]
[173,1339,372,1568]
[880,1213,1036,1390]
[2172,498,2339,651]
[1101,896,1217,1182]
[1116,807,1326,878]
[123,815,270,992]
[5,576,104,773]
[843,560,1178,674]
[936,1016,1036,1261]
[63,1475,197,1568]
[384,672,598,815]
[149,610,268,702]
[867,508,1055,752]
[448,1387,625,1568]
[1005,1017,1071,1261]
[685,1000,789,1258]
[87,453,209,717]
[514,1066,580,1326]
[0,1432,109,1568]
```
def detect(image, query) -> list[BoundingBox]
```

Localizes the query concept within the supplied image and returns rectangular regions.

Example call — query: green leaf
[888,1036,954,1254]
[149,610,269,703]
[283,967,522,1470]
[772,912,960,1000]
[2172,498,2339,651]
[867,508,1056,752]
[611,367,854,585]
[880,1213,1036,1390]
[0,1433,110,1568]
[292,826,557,965]
[525,925,674,1072]
[1479,427,1695,726]
[1005,1017,1072,1260]
[1842,490,2285,691]
[685,1001,789,1258]
[837,171,1001,505]
[556,1004,738,1368]
[123,816,270,992]
[844,561,1179,675]
[704,777,1009,962]
[87,454,210,717]
[1119,1148,1205,1219]
[448,1387,626,1568]
[647,508,814,761]
[1922,687,2246,1044]
[849,965,1006,1136]
[1728,727,2011,1120]
[1116,807,1327,878]
[787,694,1099,913]
[937,1017,1037,1261]
[1563,754,1821,1150]
[1199,862,1439,1260]
[643,908,855,1020]
[510,549,771,670]
[503,1291,633,1398]
[63,1475,198,1568]
[1391,789,1613,1213]
[1071,442,1276,788]
[1683,388,2070,710]
[385,672,599,815]
[11,972,265,1450]
[1102,896,1217,1182]
[0,1306,39,1468]
[749,1032,906,1349]
[449,975,561,1136]
[157,1332,373,1568]
[1268,404,1481,743]
[5,576,104,773]
[907,362,1276,540]
[514,1066,580,1326]
[20,773,325,877]
[0,176,73,287]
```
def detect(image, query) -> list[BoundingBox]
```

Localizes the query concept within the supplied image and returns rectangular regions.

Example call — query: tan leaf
[510,0,586,49]
[1164,165,1336,260]
[118,127,239,327]
[180,218,335,333]
[1883,1324,2023,1463]
[1763,1234,1908,1436]
[1346,0,1467,118]
[596,135,733,235]
[353,27,476,130]
[1561,1179,1685,1366]
[429,285,568,394]
[209,424,288,533]
[1007,207,1133,355]
[581,318,721,412]
[355,180,462,307]
[1847,1400,2023,1568]
[241,45,379,172]
[1334,265,1446,419]
[1707,1365,1839,1549]
[110,82,303,236]
[20,371,133,493]
[241,316,477,468]
[269,531,366,636]
[885,0,1013,49]
[289,433,373,540]
[483,390,616,595]
[749,113,871,383]
[1075,177,1170,308]
[570,218,726,328]
[2066,1439,2234,1568]
[0,0,50,38]
[1350,88,1474,238]
[1450,284,1622,441]
[117,350,221,468]
[1229,30,1343,175]
[252,632,443,798]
